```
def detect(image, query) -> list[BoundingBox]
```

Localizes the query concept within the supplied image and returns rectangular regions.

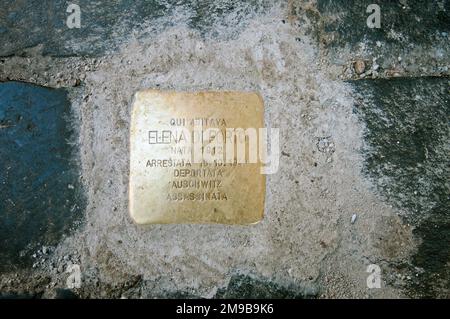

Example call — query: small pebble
[354,60,366,74]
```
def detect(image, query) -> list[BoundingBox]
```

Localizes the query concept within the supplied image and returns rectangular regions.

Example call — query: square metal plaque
[129,90,265,225]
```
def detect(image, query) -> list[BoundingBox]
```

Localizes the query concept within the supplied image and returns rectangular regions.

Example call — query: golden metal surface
[129,90,265,225]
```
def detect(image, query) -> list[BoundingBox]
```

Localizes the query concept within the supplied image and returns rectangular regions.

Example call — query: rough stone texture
[214,273,317,298]
[352,77,450,298]
[306,0,450,79]
[0,0,272,57]
[0,1,448,299]
[0,82,85,272]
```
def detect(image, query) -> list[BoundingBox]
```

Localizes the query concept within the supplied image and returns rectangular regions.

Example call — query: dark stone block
[54,288,79,299]
[317,0,449,46]
[0,81,84,272]
[0,292,40,299]
[215,273,316,299]
[0,0,272,57]
[315,0,450,74]
[351,76,450,297]
[0,0,48,57]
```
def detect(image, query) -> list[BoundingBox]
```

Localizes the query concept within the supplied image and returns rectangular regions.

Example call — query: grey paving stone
[316,0,450,75]
[317,0,449,45]
[0,81,84,272]
[214,274,317,299]
[0,0,48,57]
[0,0,272,57]
[351,76,449,297]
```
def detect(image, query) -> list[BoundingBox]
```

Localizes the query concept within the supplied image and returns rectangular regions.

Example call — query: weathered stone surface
[351,77,450,298]
[314,0,450,77]
[317,0,449,44]
[52,288,79,299]
[0,0,272,57]
[0,81,84,272]
[0,291,39,299]
[0,0,47,57]
[215,274,317,299]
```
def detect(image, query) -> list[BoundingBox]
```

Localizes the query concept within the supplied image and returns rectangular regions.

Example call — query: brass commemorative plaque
[129,90,265,224]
